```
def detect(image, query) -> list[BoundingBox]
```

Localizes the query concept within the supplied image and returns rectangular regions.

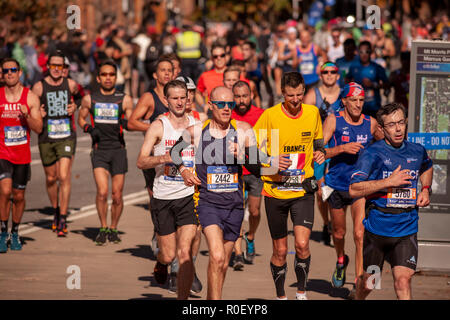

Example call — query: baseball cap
[176,76,196,90]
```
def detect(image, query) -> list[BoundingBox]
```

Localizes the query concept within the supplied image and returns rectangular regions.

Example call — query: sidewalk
[0,195,448,300]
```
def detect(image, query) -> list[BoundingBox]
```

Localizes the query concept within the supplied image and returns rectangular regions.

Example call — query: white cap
[64,57,70,66]
[287,26,297,35]
[176,76,196,90]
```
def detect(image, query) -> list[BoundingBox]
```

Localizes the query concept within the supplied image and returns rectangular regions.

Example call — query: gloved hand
[83,124,101,145]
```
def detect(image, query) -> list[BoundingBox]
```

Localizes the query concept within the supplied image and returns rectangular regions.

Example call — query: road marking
[19,190,149,235]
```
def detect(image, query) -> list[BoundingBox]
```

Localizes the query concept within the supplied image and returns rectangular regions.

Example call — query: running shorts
[327,190,355,209]
[151,194,197,236]
[91,148,128,176]
[0,159,31,190]
[38,139,76,166]
[363,230,418,272]
[196,204,244,242]
[265,193,315,239]
[243,174,263,197]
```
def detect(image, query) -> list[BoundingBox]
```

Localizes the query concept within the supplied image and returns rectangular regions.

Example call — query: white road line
[19,190,149,235]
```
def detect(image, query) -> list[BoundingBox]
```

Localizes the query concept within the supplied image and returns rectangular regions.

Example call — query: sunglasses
[211,101,236,109]
[49,64,64,70]
[359,50,371,54]
[2,67,19,74]
[212,53,226,59]
[100,72,116,77]
[321,70,338,75]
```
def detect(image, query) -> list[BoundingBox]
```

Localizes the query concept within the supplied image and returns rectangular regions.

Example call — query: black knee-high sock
[270,262,287,297]
[11,221,20,234]
[295,255,311,292]
[1,220,8,233]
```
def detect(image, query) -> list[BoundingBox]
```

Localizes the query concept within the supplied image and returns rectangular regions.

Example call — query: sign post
[409,40,450,273]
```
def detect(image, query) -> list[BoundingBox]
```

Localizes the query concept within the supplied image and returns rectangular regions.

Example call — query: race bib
[48,119,70,139]
[164,160,194,182]
[277,153,305,191]
[94,103,119,124]
[386,188,417,208]
[300,62,314,75]
[207,166,239,193]
[4,126,27,146]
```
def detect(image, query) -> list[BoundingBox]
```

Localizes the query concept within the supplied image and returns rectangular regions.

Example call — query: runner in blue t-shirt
[335,38,358,88]
[346,41,388,118]
[349,102,433,300]
[322,82,382,294]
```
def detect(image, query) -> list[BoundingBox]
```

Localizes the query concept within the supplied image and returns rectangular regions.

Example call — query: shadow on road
[133,203,149,211]
[116,244,155,261]
[289,279,351,299]
[71,227,103,242]
[129,293,177,300]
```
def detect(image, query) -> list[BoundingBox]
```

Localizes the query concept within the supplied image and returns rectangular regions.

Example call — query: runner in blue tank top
[304,61,343,246]
[349,102,433,300]
[296,30,326,91]
[322,82,383,294]
[168,86,277,300]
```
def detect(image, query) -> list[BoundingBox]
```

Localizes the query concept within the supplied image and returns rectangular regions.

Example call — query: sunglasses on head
[49,64,64,70]
[2,67,19,74]
[211,101,236,109]
[321,70,338,75]
[212,53,226,59]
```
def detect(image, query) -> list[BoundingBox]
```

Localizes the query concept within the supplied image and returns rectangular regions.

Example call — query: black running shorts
[363,230,418,272]
[142,168,156,190]
[327,190,354,209]
[243,174,263,197]
[91,148,128,176]
[151,194,198,236]
[265,193,315,239]
[0,159,31,190]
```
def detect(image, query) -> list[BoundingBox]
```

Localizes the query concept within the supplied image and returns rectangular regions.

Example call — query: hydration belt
[365,201,417,216]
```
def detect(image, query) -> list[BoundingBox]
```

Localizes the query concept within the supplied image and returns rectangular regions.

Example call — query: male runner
[231,81,264,267]
[322,82,382,292]
[349,102,433,300]
[0,58,42,252]
[304,61,343,246]
[31,50,79,237]
[253,72,326,300]
[171,86,279,299]
[78,60,133,244]
[137,80,198,300]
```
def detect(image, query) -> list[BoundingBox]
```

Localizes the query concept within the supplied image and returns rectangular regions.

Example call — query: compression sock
[1,220,8,233]
[295,255,311,292]
[11,221,20,234]
[270,262,287,297]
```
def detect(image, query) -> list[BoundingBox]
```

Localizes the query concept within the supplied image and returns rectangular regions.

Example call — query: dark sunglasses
[211,101,236,109]
[359,50,371,54]
[212,53,226,59]
[100,72,116,77]
[49,64,64,70]
[321,70,338,75]
[2,67,19,74]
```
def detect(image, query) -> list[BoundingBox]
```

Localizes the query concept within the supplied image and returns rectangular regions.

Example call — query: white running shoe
[296,292,308,300]
[276,296,288,300]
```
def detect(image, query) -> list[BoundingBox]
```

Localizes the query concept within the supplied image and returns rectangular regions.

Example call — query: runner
[322,82,382,295]
[78,60,133,245]
[349,102,433,300]
[128,57,173,253]
[231,80,264,267]
[304,61,342,246]
[335,38,357,88]
[253,72,326,300]
[0,58,42,253]
[31,50,80,237]
[171,86,272,299]
[137,80,198,300]
[345,41,388,118]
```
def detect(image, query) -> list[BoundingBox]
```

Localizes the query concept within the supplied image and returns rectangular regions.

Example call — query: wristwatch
[421,185,432,195]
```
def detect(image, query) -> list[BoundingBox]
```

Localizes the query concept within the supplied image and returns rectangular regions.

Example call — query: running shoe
[190,272,202,294]
[168,272,177,294]
[108,229,121,244]
[51,207,60,232]
[95,228,109,246]
[296,292,308,300]
[57,220,68,237]
[154,261,168,285]
[331,254,349,288]
[0,232,9,253]
[243,232,255,264]
[322,224,331,246]
[233,253,245,271]
[10,233,22,251]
